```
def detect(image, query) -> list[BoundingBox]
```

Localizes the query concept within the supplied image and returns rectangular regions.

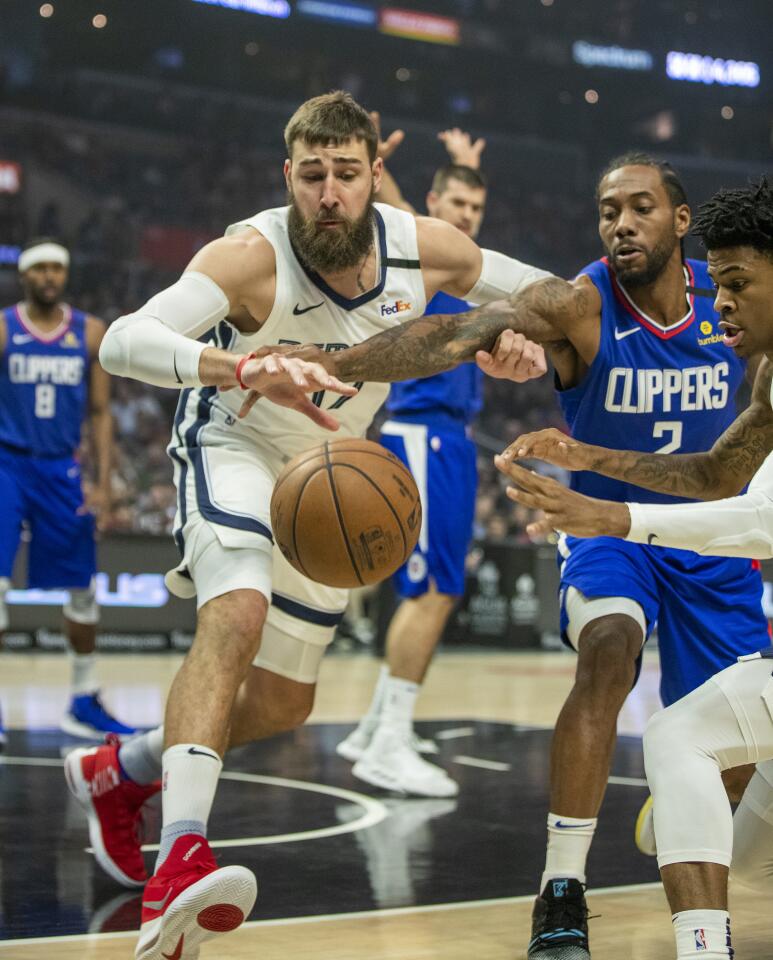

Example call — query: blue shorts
[559,534,769,706]
[0,446,96,589]
[380,418,476,598]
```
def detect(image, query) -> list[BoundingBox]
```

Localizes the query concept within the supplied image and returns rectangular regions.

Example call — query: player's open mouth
[719,321,744,348]
[614,245,644,264]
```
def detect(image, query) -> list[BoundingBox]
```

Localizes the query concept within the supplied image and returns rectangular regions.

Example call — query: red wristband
[235,352,257,390]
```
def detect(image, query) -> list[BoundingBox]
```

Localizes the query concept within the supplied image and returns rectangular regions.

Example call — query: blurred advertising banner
[7,535,196,651]
[140,225,214,270]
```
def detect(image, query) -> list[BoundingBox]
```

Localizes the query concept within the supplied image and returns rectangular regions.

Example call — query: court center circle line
[0,756,389,850]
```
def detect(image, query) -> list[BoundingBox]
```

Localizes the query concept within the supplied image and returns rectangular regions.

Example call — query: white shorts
[166,404,349,683]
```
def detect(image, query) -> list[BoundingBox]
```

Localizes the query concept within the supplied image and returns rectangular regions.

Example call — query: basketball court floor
[0,649,770,959]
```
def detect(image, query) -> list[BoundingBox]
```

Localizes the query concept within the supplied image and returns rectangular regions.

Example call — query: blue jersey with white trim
[558,258,745,504]
[385,291,483,425]
[0,303,89,457]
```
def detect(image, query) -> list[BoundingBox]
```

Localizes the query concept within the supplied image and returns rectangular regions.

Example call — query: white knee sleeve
[0,577,9,632]
[63,579,99,625]
[563,586,646,650]
[644,662,773,871]
[253,617,332,685]
[731,766,773,892]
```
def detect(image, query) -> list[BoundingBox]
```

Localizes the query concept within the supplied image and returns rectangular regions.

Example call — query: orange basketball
[270,438,422,588]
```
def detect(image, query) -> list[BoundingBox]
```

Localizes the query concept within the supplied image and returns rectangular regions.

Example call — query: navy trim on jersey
[384,257,421,269]
[169,387,192,560]
[290,208,388,310]
[271,592,346,627]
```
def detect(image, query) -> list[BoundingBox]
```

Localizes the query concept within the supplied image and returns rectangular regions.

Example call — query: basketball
[270,438,422,588]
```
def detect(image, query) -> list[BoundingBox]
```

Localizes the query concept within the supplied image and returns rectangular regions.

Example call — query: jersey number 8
[35,383,56,419]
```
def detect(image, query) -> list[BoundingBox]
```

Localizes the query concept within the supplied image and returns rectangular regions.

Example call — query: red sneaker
[64,734,160,888]
[135,835,257,960]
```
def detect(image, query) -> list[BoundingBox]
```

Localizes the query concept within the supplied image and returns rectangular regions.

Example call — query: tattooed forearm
[583,405,773,501]
[329,277,571,383]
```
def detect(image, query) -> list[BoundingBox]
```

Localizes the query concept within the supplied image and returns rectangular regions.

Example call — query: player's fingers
[237,390,261,418]
[475,349,495,371]
[473,137,487,155]
[504,485,544,510]
[295,397,341,431]
[384,130,405,157]
[527,516,554,538]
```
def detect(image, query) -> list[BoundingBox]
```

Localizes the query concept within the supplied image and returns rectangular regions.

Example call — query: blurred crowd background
[1,0,770,539]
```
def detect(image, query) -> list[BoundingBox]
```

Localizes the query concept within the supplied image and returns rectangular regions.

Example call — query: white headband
[18,242,70,273]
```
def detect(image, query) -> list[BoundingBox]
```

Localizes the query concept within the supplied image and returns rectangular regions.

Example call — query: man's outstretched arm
[495,454,773,560]
[503,357,773,501]
[323,276,586,383]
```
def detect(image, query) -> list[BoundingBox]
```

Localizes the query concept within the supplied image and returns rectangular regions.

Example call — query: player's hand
[494,457,630,539]
[238,353,357,429]
[499,427,594,471]
[369,111,405,161]
[475,331,547,382]
[438,128,486,169]
[80,483,112,531]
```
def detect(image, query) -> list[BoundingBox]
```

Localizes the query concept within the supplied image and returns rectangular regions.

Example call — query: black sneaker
[527,878,590,958]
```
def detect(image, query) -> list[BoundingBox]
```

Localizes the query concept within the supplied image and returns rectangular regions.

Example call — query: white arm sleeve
[463,248,554,304]
[626,452,773,559]
[99,272,230,388]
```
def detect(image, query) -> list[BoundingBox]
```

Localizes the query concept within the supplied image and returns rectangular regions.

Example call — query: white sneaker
[336,724,374,762]
[353,727,458,798]
[411,732,438,755]
[635,794,657,856]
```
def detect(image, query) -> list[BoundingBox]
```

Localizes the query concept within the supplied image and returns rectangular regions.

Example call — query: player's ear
[674,202,691,239]
[426,190,439,216]
[283,158,292,189]
[372,156,383,192]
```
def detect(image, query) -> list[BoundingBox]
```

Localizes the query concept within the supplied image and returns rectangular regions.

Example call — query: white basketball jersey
[178,203,427,459]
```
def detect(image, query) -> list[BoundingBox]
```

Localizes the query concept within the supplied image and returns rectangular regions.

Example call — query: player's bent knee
[240,665,316,735]
[63,579,99,626]
[0,577,10,632]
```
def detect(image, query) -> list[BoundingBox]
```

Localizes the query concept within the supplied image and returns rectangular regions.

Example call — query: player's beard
[288,190,375,275]
[611,233,678,289]
[24,281,63,309]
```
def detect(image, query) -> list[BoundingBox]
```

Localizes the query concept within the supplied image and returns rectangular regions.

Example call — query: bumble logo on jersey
[698,319,723,346]
[62,331,81,349]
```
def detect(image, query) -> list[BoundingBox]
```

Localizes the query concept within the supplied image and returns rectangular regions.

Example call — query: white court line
[0,757,388,853]
[0,882,663,947]
[452,755,511,772]
[608,775,648,787]
[435,726,476,740]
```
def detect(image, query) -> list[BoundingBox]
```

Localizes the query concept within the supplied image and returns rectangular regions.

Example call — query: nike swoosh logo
[12,334,34,345]
[173,352,183,385]
[647,533,658,545]
[293,302,324,316]
[162,934,184,960]
[187,746,219,760]
[614,326,640,340]
[554,820,595,829]
[143,889,173,912]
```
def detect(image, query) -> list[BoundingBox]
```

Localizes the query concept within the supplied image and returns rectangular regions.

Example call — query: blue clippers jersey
[558,258,745,504]
[386,291,483,425]
[0,304,89,457]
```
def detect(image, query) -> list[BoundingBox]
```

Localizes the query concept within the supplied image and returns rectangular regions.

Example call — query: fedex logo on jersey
[380,299,412,317]
[604,362,729,414]
[8,354,85,386]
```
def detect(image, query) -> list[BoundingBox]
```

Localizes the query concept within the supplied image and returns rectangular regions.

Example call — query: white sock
[156,743,222,871]
[380,675,419,736]
[70,653,98,696]
[118,726,164,784]
[540,812,597,889]
[358,665,390,732]
[673,909,732,958]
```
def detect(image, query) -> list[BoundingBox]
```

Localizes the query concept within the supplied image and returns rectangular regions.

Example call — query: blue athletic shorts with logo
[0,445,96,589]
[380,417,477,598]
[558,534,769,706]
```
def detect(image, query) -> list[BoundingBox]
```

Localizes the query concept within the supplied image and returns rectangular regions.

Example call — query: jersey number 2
[653,420,682,454]
[35,384,56,419]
